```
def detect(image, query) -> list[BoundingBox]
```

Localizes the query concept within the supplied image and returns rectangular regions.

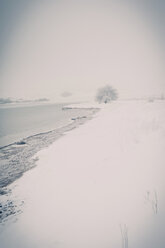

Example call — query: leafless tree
[96,85,118,103]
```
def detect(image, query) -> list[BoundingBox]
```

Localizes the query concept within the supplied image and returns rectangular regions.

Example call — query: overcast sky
[0,0,165,101]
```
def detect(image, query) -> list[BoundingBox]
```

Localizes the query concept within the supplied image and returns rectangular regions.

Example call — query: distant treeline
[0,98,49,104]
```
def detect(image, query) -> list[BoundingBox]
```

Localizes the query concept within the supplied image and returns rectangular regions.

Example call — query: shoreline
[0,105,99,223]
[0,107,99,150]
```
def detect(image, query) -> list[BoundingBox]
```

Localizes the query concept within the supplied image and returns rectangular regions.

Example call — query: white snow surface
[63,101,103,109]
[0,100,165,248]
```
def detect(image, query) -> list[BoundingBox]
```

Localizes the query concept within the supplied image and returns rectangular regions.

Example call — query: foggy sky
[0,0,165,101]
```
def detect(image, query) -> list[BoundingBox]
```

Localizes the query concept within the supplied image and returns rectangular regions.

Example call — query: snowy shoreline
[0,105,99,223]
[0,100,165,248]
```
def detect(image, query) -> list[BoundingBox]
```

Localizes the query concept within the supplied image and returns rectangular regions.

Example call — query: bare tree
[96,85,118,103]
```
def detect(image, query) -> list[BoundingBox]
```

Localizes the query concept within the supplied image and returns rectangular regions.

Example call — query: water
[0,103,91,147]
[0,103,98,189]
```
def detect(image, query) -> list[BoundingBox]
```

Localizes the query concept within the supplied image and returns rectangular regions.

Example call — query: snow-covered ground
[0,100,165,248]
[62,101,103,109]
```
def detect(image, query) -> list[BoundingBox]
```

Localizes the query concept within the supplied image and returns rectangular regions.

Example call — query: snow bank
[0,100,165,248]
[62,101,103,109]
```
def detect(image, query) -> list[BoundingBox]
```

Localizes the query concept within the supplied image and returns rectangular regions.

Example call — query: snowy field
[0,100,165,248]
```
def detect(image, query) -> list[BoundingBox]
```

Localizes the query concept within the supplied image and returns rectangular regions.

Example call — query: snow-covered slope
[0,100,165,248]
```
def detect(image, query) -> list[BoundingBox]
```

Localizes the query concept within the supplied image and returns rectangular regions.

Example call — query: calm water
[0,103,91,147]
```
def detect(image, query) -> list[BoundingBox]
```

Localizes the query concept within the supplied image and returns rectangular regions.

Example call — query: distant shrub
[0,98,12,104]
[96,85,118,103]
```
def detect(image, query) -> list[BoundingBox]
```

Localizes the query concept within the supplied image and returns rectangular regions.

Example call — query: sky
[0,0,165,101]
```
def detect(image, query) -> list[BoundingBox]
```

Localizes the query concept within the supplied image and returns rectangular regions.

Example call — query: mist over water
[0,1,164,100]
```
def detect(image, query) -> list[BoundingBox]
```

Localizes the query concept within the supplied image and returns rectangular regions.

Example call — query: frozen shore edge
[0,104,100,224]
